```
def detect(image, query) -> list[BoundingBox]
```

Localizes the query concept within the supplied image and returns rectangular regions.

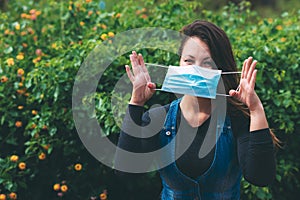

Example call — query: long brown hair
[179,20,280,146]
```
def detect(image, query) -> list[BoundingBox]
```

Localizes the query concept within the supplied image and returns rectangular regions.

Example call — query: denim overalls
[158,99,242,200]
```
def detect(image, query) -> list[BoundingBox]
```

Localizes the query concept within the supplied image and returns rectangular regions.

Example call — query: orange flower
[32,110,38,115]
[74,163,82,171]
[8,192,17,200]
[0,194,6,200]
[27,27,34,34]
[15,23,20,30]
[42,144,50,150]
[101,24,107,29]
[38,152,46,160]
[32,57,41,64]
[20,31,27,36]
[16,89,26,95]
[100,33,108,40]
[31,14,37,20]
[21,13,27,18]
[60,185,68,192]
[88,10,93,16]
[80,21,85,26]
[276,25,283,31]
[15,121,22,127]
[17,68,25,76]
[115,13,121,18]
[18,82,23,87]
[25,14,31,19]
[280,37,287,42]
[29,9,36,14]
[16,54,24,60]
[1,76,8,83]
[141,14,148,19]
[35,49,42,56]
[36,11,41,16]
[42,125,48,130]
[53,183,60,191]
[18,105,24,110]
[10,155,19,162]
[86,0,92,3]
[108,32,114,37]
[22,43,28,48]
[6,58,14,66]
[267,18,273,24]
[100,193,107,200]
[18,162,26,170]
[51,43,57,49]
[30,123,37,129]
[4,29,10,35]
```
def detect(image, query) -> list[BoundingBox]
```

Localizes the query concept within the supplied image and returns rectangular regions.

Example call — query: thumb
[147,82,156,90]
[229,89,238,97]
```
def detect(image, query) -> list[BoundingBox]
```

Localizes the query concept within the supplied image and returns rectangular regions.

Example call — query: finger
[130,53,139,66]
[130,54,140,75]
[250,69,257,90]
[138,53,151,82]
[125,65,134,82]
[247,59,257,83]
[132,51,137,57]
[244,57,252,79]
[241,59,247,79]
[138,53,146,70]
[229,89,239,98]
[147,82,156,90]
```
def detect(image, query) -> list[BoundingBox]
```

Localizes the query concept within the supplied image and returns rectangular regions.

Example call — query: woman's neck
[179,95,212,127]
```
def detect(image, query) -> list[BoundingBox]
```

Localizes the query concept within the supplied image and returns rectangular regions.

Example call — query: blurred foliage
[0,0,299,199]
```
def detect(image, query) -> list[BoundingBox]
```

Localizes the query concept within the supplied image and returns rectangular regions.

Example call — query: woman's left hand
[229,57,262,111]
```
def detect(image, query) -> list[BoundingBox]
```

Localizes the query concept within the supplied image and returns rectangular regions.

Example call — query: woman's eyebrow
[182,55,196,58]
[203,57,212,61]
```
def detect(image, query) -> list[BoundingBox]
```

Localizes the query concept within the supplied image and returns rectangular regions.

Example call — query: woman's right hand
[125,51,156,106]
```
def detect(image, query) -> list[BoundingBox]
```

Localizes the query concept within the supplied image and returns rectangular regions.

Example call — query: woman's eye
[184,59,194,63]
[202,61,214,68]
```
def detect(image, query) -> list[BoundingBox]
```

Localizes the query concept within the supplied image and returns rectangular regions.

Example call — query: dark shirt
[117,104,276,186]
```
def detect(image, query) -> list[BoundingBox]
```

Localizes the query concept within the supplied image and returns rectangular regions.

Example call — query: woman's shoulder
[143,104,170,120]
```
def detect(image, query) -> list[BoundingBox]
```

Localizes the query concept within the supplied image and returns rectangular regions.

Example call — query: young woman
[117,20,277,200]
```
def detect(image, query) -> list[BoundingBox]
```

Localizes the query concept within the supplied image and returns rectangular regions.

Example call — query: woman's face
[179,37,216,69]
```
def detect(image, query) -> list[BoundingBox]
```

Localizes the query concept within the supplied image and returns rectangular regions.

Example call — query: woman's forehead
[181,37,211,58]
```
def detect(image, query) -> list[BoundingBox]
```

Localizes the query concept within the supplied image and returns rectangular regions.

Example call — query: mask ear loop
[145,63,169,69]
[216,71,242,97]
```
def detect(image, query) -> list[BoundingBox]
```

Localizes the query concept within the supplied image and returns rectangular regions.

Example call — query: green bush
[0,0,299,199]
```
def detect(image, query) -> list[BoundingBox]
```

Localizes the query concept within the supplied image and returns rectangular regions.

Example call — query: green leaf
[4,46,13,54]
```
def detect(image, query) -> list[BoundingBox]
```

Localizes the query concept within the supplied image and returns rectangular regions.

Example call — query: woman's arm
[232,114,276,186]
[230,57,276,186]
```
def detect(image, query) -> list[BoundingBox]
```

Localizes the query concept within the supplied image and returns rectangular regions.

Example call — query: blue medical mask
[147,64,240,99]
